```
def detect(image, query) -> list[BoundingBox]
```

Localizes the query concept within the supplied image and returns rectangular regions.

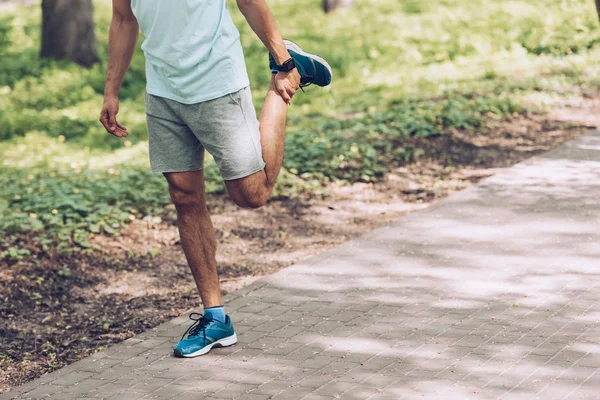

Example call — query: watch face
[279,58,296,72]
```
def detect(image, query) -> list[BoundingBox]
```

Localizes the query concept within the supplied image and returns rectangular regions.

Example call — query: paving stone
[302,355,340,370]
[49,370,94,387]
[238,302,274,314]
[561,367,599,382]
[248,320,289,333]
[105,346,149,361]
[291,302,331,313]
[13,385,64,399]
[171,394,214,400]
[134,338,172,349]
[250,380,292,395]
[79,358,123,374]
[262,340,304,356]
[233,370,279,386]
[86,383,131,399]
[237,394,271,400]
[211,383,256,398]
[62,379,107,396]
[144,383,195,399]
[108,388,148,400]
[270,325,308,339]
[359,373,399,389]
[296,371,338,388]
[271,385,314,400]
[272,311,304,322]
[313,380,356,397]
[132,378,176,393]
[91,366,135,382]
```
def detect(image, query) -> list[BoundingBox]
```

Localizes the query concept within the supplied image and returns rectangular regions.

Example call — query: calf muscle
[164,171,223,308]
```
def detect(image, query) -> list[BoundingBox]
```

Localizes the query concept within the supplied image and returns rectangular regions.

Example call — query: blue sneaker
[269,40,333,88]
[173,312,237,358]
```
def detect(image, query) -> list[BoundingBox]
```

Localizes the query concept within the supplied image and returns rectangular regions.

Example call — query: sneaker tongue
[188,314,212,337]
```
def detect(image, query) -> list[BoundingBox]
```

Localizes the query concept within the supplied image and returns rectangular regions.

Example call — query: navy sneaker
[269,39,333,88]
[173,312,237,357]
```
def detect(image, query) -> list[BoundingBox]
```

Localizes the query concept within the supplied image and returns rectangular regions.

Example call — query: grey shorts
[145,87,266,180]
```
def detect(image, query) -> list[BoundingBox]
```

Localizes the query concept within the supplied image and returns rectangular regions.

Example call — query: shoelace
[299,57,316,93]
[180,312,212,343]
[299,80,313,93]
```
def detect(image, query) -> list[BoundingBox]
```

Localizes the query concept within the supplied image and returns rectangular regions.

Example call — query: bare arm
[100,0,139,137]
[237,0,289,64]
[237,0,300,103]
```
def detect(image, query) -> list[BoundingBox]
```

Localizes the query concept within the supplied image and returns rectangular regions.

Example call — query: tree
[596,0,600,22]
[41,0,100,67]
[323,0,354,13]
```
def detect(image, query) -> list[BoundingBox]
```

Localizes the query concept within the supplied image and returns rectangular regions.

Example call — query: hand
[99,96,128,137]
[273,69,301,105]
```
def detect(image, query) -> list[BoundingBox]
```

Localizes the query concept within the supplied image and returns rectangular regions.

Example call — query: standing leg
[164,170,222,308]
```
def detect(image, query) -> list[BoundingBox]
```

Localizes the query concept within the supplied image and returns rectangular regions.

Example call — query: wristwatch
[275,57,296,73]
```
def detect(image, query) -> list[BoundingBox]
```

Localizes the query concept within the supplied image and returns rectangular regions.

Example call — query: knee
[243,196,269,209]
[169,185,204,209]
[230,189,270,209]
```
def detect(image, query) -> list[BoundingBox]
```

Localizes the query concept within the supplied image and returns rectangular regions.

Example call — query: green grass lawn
[1,0,600,259]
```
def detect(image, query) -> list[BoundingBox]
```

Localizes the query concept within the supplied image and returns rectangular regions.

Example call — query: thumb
[108,110,117,131]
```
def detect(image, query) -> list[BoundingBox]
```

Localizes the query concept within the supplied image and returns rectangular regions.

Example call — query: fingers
[276,83,292,105]
[99,108,128,137]
[286,86,297,99]
[114,125,129,138]
[115,122,129,137]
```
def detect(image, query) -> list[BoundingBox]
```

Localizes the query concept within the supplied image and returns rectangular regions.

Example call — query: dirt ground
[1,99,598,393]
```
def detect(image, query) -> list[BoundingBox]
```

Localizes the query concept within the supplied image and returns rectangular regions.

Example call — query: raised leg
[225,75,288,209]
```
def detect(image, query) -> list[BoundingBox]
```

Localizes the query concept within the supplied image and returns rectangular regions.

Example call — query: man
[99,0,332,357]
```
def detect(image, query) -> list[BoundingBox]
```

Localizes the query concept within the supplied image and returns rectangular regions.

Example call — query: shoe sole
[173,333,238,358]
[284,39,333,85]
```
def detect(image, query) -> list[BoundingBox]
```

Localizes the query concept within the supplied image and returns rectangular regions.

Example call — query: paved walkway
[4,133,600,400]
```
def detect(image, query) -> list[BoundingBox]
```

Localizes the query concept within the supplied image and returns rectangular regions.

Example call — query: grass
[1,0,600,259]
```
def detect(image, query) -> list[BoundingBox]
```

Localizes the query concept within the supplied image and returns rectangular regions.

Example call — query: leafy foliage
[285,96,520,181]
[1,0,600,259]
[1,167,170,257]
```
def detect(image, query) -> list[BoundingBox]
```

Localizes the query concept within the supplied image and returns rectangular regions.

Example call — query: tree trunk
[323,0,354,13]
[596,0,600,22]
[41,0,99,67]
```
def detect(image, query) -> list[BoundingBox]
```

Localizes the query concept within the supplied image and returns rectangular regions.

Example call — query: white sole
[177,333,238,358]
[284,39,333,81]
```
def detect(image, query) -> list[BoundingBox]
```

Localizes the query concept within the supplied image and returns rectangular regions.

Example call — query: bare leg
[259,75,289,187]
[225,75,288,208]
[164,170,222,308]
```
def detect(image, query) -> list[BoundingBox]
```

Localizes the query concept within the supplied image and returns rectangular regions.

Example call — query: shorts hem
[151,166,204,174]
[222,162,266,181]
